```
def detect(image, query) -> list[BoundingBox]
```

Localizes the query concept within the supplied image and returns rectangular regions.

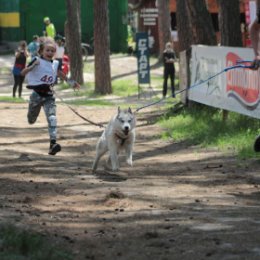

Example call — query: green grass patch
[112,79,138,97]
[65,98,113,107]
[0,96,26,103]
[159,104,260,158]
[0,224,73,260]
[0,67,10,74]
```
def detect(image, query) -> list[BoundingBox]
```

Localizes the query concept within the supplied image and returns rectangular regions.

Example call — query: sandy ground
[0,101,260,260]
[1,55,260,259]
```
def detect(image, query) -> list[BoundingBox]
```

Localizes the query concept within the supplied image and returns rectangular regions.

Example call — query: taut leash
[55,91,105,128]
[134,63,254,113]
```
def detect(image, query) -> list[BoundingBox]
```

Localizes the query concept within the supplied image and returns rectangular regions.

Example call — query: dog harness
[115,133,128,146]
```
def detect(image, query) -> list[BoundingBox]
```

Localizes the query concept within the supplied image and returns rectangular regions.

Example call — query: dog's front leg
[125,143,133,166]
[108,146,119,171]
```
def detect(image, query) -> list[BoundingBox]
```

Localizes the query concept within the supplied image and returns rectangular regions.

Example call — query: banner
[189,45,260,119]
[136,32,150,84]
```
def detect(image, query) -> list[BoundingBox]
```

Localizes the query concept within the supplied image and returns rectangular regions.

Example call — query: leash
[54,62,254,126]
[54,90,105,128]
[134,63,254,113]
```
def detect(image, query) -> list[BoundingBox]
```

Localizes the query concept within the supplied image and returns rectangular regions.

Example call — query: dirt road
[0,100,260,260]
[1,54,260,259]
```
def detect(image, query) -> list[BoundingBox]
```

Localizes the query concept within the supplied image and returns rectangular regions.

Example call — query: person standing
[54,35,65,83]
[43,17,56,39]
[21,37,80,155]
[27,35,40,59]
[12,41,28,98]
[162,42,176,98]
[249,0,260,151]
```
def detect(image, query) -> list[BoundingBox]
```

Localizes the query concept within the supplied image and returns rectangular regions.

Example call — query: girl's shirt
[27,57,59,86]
[26,57,59,96]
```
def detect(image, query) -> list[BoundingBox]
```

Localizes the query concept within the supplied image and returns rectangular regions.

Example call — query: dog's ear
[118,106,121,114]
[128,107,132,114]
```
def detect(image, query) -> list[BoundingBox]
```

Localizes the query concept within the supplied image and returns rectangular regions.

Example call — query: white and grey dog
[92,107,136,172]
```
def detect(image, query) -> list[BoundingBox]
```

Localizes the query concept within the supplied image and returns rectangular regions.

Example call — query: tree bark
[186,0,217,45]
[65,0,84,84]
[94,0,112,94]
[157,0,171,60]
[176,0,192,52]
[218,0,242,47]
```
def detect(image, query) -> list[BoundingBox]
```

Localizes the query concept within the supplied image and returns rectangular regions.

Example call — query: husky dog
[92,107,136,172]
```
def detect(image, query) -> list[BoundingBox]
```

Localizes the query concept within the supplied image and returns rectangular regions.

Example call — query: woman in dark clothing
[163,42,176,98]
[12,41,28,98]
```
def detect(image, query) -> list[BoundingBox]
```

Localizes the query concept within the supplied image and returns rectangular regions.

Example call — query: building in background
[0,0,128,53]
[128,0,254,54]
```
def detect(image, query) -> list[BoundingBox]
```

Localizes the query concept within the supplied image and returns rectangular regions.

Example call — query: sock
[50,140,56,148]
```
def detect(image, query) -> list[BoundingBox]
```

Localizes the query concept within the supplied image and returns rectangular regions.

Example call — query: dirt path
[0,101,260,260]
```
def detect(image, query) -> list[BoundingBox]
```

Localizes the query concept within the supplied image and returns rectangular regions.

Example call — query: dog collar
[115,133,128,145]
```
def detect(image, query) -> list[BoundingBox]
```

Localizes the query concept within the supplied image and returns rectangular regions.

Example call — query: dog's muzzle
[123,126,130,135]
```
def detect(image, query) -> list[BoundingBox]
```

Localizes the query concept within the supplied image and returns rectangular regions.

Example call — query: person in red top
[12,41,29,98]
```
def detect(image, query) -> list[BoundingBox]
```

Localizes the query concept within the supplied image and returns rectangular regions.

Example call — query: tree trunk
[218,0,242,47]
[65,0,84,84]
[157,0,171,60]
[186,0,217,45]
[176,0,192,52]
[94,0,112,94]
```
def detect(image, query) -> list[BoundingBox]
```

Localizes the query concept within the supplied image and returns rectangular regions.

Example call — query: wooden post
[179,48,191,105]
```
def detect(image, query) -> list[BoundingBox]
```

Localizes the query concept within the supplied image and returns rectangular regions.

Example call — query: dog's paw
[111,168,119,172]
[126,159,133,166]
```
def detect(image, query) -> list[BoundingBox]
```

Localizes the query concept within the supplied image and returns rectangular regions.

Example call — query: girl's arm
[57,70,80,90]
[21,59,39,76]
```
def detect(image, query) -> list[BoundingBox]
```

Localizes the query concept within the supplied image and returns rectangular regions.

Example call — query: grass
[159,104,260,158]
[0,96,26,103]
[65,98,113,106]
[112,79,138,96]
[0,224,73,260]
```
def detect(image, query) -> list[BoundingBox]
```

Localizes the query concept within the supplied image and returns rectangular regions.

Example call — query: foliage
[0,224,73,260]
[159,104,260,158]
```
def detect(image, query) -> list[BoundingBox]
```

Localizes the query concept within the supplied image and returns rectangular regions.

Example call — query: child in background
[27,35,40,59]
[54,35,65,83]
[12,40,29,98]
[21,37,80,155]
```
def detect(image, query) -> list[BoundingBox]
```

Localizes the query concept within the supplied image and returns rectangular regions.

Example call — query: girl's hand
[67,79,80,90]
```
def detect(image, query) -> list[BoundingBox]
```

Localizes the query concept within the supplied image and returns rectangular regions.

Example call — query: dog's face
[116,107,136,135]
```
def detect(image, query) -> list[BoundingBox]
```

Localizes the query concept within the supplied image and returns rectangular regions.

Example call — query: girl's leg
[27,92,42,124]
[43,96,57,142]
[43,96,61,155]
[18,76,25,98]
[13,75,19,98]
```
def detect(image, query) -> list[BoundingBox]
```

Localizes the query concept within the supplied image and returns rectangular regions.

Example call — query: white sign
[189,45,260,119]
[140,8,158,26]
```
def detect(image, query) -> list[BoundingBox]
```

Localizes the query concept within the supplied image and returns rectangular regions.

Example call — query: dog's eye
[119,119,124,123]
[128,120,131,123]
